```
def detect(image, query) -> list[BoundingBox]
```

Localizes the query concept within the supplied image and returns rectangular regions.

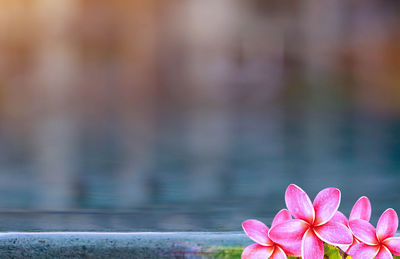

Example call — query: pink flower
[268,184,353,259]
[242,209,299,258]
[348,208,400,259]
[331,196,371,253]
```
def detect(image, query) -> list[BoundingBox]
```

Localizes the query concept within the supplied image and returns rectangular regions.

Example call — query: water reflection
[0,0,399,231]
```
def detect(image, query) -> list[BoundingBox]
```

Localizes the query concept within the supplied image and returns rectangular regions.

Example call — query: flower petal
[349,219,379,245]
[338,237,358,253]
[313,187,341,226]
[241,244,274,259]
[383,237,400,256]
[376,208,398,242]
[347,243,380,259]
[331,211,348,226]
[270,246,287,259]
[268,219,308,256]
[285,184,315,223]
[314,221,353,245]
[349,196,371,221]
[277,242,301,257]
[271,209,292,228]
[337,244,350,253]
[242,219,273,246]
[375,246,393,259]
[301,229,324,259]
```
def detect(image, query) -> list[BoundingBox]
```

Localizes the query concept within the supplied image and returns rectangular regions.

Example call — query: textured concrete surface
[0,232,250,258]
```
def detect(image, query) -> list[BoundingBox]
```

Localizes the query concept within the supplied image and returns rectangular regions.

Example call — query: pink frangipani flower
[348,208,400,259]
[331,196,371,253]
[268,184,353,259]
[242,209,299,258]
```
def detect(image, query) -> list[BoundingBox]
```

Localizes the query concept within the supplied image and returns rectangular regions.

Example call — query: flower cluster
[242,184,400,259]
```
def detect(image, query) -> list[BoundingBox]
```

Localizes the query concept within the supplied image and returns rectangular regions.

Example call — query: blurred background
[0,0,400,231]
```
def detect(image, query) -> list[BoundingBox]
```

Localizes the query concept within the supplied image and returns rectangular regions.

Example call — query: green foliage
[324,243,343,259]
[202,246,244,258]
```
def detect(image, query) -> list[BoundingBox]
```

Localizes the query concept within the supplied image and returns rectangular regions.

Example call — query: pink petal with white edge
[268,219,308,256]
[301,229,324,259]
[271,209,292,228]
[285,184,315,223]
[242,219,273,246]
[338,237,358,253]
[349,219,379,245]
[337,244,350,253]
[375,246,393,259]
[347,243,380,259]
[277,241,302,257]
[376,208,398,242]
[241,244,274,259]
[314,221,353,246]
[270,246,287,259]
[349,196,371,221]
[313,187,341,226]
[383,237,400,256]
[331,211,348,226]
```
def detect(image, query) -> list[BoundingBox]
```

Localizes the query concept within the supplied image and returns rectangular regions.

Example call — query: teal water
[0,0,400,236]
[0,112,400,231]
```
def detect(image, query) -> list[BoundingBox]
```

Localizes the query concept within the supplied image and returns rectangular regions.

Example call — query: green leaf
[324,243,343,259]
[202,246,244,258]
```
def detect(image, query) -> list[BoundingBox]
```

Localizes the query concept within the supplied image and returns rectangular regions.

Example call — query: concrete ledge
[0,232,250,258]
